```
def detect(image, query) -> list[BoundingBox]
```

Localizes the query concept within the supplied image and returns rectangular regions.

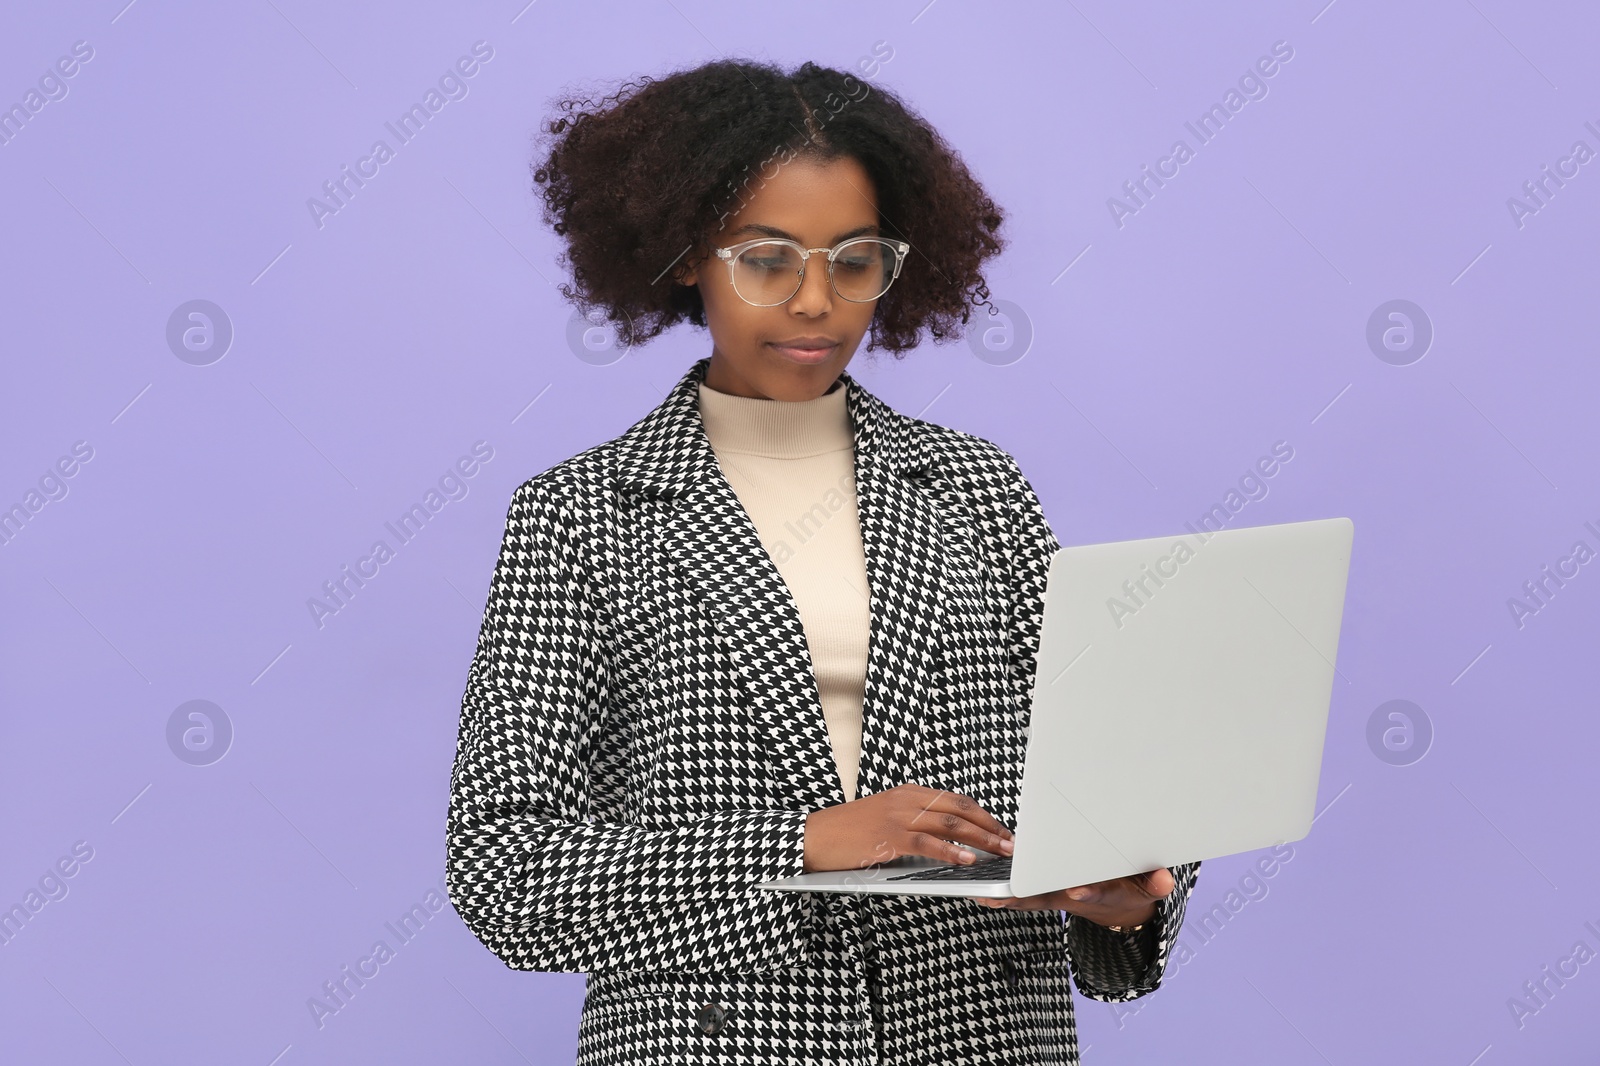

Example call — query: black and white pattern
[446,356,1200,1064]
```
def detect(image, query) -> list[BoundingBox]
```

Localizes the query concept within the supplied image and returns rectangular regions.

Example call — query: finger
[1108,868,1173,902]
[939,789,1015,842]
[1063,883,1101,905]
[908,791,1014,855]
[1137,867,1176,899]
[973,896,1018,908]
[912,812,1012,861]
[999,895,1057,911]
[911,786,1013,840]
[908,830,991,866]
[1069,868,1172,907]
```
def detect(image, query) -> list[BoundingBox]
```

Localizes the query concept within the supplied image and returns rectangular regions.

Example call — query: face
[677,155,883,401]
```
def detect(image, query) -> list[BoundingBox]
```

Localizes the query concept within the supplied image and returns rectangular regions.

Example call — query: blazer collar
[616,356,931,497]
[615,356,947,810]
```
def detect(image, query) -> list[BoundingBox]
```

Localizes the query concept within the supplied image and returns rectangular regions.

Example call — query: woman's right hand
[801,783,1015,873]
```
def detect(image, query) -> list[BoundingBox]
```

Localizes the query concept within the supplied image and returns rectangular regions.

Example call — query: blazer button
[1002,960,1021,989]
[695,1002,728,1035]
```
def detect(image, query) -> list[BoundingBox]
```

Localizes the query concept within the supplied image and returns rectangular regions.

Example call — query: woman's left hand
[970,867,1175,929]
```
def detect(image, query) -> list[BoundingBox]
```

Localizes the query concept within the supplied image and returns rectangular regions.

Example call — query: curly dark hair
[531,58,1006,356]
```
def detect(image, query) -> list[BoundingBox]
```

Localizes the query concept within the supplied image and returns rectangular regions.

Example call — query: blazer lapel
[849,402,946,804]
[615,357,948,812]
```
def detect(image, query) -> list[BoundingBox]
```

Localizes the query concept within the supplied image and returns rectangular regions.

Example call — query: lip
[768,341,839,365]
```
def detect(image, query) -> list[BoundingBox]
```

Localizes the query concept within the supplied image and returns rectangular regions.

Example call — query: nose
[786,259,834,316]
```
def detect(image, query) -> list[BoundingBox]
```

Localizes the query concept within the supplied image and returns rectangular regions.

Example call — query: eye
[734,242,800,274]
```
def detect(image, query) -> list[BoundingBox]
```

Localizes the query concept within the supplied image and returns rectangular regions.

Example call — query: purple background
[3,1,1596,1062]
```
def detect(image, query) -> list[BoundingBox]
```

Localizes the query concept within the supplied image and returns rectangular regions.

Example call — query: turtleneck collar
[697,377,854,458]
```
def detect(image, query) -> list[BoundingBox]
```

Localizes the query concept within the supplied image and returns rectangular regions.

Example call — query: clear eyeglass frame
[710,236,911,307]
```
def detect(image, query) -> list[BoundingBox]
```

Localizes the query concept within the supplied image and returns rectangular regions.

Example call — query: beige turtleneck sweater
[697,378,870,803]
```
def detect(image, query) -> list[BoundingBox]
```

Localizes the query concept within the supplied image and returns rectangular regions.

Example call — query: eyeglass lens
[731,239,900,305]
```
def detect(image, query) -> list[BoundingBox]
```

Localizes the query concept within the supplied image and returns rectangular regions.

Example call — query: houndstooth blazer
[446,355,1199,1065]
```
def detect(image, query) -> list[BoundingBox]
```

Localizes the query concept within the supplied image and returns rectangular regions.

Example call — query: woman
[446,57,1199,1065]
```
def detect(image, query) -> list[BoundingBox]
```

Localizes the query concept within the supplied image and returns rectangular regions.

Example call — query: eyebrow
[728,223,880,244]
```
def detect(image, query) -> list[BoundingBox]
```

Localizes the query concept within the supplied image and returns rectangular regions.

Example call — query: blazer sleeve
[996,451,1202,1002]
[445,477,813,974]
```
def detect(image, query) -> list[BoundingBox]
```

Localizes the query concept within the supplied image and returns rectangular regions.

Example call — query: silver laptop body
[755,516,1354,898]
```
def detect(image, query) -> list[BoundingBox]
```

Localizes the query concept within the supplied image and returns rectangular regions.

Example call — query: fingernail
[1000,838,1014,854]
[960,850,975,863]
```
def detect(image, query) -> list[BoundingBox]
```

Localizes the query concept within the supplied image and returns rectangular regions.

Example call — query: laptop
[755,515,1354,898]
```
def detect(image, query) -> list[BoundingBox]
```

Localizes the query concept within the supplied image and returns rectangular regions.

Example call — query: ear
[674,242,707,287]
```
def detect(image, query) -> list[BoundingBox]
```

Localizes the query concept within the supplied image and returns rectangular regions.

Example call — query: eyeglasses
[711,237,910,307]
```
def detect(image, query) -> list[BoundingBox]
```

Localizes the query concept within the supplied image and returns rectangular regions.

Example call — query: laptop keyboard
[884,855,1013,882]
